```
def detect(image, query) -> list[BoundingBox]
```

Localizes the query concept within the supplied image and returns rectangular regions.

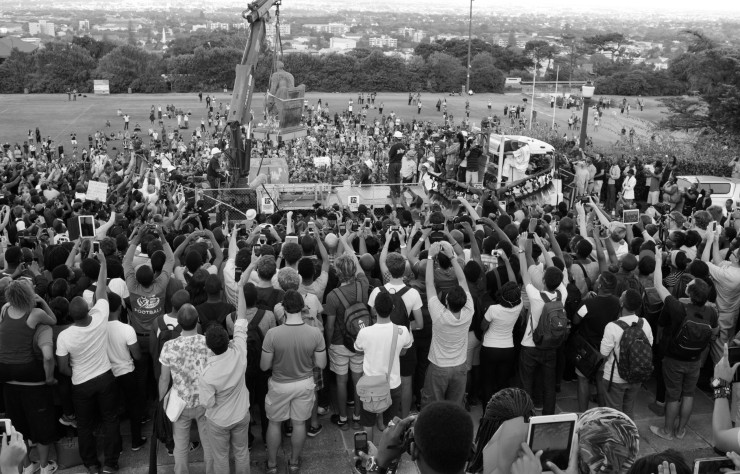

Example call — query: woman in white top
[479,281,523,404]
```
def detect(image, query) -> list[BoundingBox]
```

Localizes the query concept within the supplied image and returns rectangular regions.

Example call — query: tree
[96,45,165,93]
[30,42,97,92]
[127,20,136,46]
[658,97,711,132]
[72,36,117,60]
[558,34,588,83]
[489,45,532,74]
[583,33,630,62]
[426,52,465,93]
[469,53,505,93]
[0,50,35,93]
[507,31,517,48]
[524,40,558,77]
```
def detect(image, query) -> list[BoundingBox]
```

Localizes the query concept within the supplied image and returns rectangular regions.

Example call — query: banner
[261,196,275,214]
[93,80,110,95]
[86,180,107,202]
[313,156,331,167]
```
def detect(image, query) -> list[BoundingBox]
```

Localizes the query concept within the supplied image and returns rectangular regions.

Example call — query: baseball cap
[394,131,403,138]
[245,209,257,220]
[211,147,221,156]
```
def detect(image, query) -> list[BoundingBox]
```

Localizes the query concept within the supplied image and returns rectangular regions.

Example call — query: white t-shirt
[368,282,423,325]
[427,292,475,367]
[83,278,130,309]
[482,303,523,348]
[354,323,413,389]
[522,282,568,348]
[56,300,112,385]
[600,314,653,384]
[107,320,137,377]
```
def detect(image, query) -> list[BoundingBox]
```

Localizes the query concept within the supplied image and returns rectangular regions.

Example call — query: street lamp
[579,81,595,149]
[466,0,473,94]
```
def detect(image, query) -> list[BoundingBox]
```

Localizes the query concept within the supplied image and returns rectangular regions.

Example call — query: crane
[225,0,281,187]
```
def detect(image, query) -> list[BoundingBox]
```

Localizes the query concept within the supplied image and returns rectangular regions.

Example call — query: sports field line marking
[53,103,95,142]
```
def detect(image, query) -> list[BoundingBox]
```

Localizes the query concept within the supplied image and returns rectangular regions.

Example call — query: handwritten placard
[86,181,108,202]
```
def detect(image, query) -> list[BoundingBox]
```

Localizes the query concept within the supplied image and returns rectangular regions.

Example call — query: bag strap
[249,309,266,331]
[334,284,352,311]
[386,324,399,382]
[576,262,593,292]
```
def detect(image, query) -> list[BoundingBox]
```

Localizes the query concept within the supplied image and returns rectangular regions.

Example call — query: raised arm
[96,250,108,302]
[444,242,469,293]
[653,250,671,301]
[533,234,553,268]
[515,234,532,287]
[203,229,224,269]
[425,243,439,302]
[592,227,609,273]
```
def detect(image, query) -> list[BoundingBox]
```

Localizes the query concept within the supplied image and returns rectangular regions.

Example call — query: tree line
[0,31,712,98]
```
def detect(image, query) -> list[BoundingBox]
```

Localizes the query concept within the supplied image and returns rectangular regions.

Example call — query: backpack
[256,288,283,313]
[667,304,715,361]
[156,317,182,361]
[246,309,267,375]
[642,285,664,326]
[611,318,653,385]
[334,281,374,353]
[378,286,412,328]
[531,290,570,348]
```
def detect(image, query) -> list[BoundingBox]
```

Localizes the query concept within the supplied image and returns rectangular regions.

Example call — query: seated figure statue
[266,61,305,129]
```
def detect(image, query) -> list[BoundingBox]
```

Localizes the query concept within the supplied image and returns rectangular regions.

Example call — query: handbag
[356,324,399,414]
[165,389,186,422]
[566,332,604,380]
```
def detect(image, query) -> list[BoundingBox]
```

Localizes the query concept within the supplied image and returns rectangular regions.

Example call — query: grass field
[0,91,668,152]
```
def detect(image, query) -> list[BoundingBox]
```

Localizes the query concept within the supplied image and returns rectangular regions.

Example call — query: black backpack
[378,286,412,328]
[246,309,267,376]
[334,281,374,353]
[531,290,570,348]
[256,288,283,313]
[611,318,653,385]
[667,304,716,361]
[156,317,182,361]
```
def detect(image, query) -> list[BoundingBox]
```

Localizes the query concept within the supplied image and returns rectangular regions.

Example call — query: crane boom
[225,0,280,185]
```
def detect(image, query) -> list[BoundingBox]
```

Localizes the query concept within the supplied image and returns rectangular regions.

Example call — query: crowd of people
[3,93,740,474]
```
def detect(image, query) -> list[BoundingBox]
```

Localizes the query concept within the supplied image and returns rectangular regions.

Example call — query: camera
[431,223,444,231]
[492,249,504,258]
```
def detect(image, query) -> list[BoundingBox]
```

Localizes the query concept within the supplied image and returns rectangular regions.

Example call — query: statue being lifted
[265,61,305,130]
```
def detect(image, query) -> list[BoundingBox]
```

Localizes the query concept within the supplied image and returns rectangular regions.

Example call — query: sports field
[0,91,668,151]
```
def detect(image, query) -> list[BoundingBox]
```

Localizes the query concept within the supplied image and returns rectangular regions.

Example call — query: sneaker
[330,414,349,431]
[87,467,100,474]
[317,406,328,416]
[23,462,39,474]
[167,441,200,457]
[283,421,293,437]
[307,424,323,437]
[351,415,361,430]
[346,399,355,407]
[59,414,77,428]
[265,462,278,474]
[40,461,58,474]
[288,460,301,474]
[101,466,118,474]
[132,437,147,451]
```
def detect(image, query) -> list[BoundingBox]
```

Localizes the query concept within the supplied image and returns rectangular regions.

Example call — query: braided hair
[467,388,535,473]
[498,281,522,308]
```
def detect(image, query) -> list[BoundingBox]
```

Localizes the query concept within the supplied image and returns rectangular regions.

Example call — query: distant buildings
[27,20,55,37]
[0,36,38,63]
[78,20,89,31]
[329,37,356,50]
[397,27,425,43]
[207,21,229,31]
[303,23,349,35]
[369,35,397,48]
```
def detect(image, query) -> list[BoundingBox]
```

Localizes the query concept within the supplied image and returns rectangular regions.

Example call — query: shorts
[265,377,316,422]
[662,356,701,403]
[313,366,324,391]
[3,384,57,444]
[329,344,364,376]
[359,385,402,428]
[466,332,481,370]
[399,344,417,378]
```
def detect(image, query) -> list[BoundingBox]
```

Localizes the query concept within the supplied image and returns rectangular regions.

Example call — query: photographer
[355,401,473,474]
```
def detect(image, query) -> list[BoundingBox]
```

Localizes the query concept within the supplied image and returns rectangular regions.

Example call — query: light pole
[466,0,473,94]
[579,81,595,149]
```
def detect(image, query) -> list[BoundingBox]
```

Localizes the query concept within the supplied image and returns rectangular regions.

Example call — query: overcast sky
[441,0,739,13]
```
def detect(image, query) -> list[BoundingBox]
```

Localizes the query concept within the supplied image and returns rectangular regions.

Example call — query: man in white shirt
[355,291,413,440]
[369,250,424,418]
[622,168,636,205]
[600,289,653,420]
[421,242,473,409]
[515,234,568,415]
[703,230,740,363]
[106,293,145,451]
[56,252,122,473]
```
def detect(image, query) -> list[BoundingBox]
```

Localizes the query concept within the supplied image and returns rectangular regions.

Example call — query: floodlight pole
[466,0,473,94]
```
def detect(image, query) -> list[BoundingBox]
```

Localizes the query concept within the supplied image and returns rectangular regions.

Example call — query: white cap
[245,209,257,220]
[364,159,374,170]
[211,147,221,156]
[394,131,403,138]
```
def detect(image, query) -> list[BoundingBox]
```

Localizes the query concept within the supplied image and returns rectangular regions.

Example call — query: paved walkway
[52,378,718,473]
